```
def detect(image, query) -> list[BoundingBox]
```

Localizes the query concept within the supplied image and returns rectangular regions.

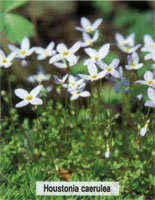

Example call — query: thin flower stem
[33,106,57,173]
[6,68,12,109]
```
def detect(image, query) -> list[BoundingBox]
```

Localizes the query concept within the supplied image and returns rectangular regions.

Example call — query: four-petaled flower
[8,37,35,59]
[79,63,107,81]
[15,85,43,108]
[135,71,155,88]
[35,41,56,60]
[49,42,81,65]
[84,43,110,65]
[0,49,16,68]
[97,58,120,78]
[75,17,103,33]
[27,66,51,83]
[125,52,143,70]
[115,33,140,54]
[69,83,90,101]
[81,31,99,47]
[144,87,155,108]
[141,34,155,52]
[63,75,84,91]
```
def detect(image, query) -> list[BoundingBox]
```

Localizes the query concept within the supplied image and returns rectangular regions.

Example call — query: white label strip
[36,181,119,196]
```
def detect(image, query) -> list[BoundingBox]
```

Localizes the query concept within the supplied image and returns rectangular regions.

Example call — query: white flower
[75,17,103,33]
[8,37,35,59]
[136,93,143,101]
[0,49,16,68]
[49,42,81,65]
[81,31,99,47]
[144,46,155,61]
[79,63,107,81]
[115,33,140,54]
[135,71,155,88]
[115,33,135,47]
[125,52,143,70]
[144,87,155,108]
[63,75,84,91]
[140,127,147,136]
[69,83,90,101]
[139,119,150,136]
[21,60,29,67]
[141,34,155,52]
[54,74,68,85]
[53,56,80,69]
[84,43,110,65]
[15,85,43,108]
[27,67,51,83]
[97,58,120,78]
[105,151,111,158]
[35,41,56,60]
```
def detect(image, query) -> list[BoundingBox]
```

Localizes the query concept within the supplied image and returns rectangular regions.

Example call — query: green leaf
[2,0,29,12]
[4,13,34,43]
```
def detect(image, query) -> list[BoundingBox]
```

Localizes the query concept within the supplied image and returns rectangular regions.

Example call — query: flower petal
[110,58,120,69]
[92,30,99,42]
[92,18,103,30]
[47,41,55,50]
[115,33,124,43]
[70,94,79,101]
[30,85,43,97]
[135,80,147,85]
[15,100,29,108]
[126,33,135,46]
[15,89,29,99]
[148,87,155,101]
[144,71,153,81]
[30,98,43,105]
[83,32,91,42]
[97,61,108,69]
[21,37,30,50]
[57,43,68,53]
[75,27,85,32]
[7,52,16,62]
[81,17,91,28]
[98,70,107,79]
[144,34,153,44]
[144,100,155,108]
[69,41,81,54]
[111,70,120,78]
[114,83,121,93]
[84,48,97,58]
[49,54,62,64]
[132,52,139,63]
[35,47,44,54]
[88,63,97,75]
[98,43,110,59]
[66,54,77,64]
[8,44,20,53]
[80,91,90,97]
[78,74,90,80]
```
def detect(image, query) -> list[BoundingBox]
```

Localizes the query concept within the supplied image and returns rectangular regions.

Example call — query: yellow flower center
[107,67,112,72]
[62,51,69,56]
[76,90,80,94]
[94,56,99,61]
[86,27,93,32]
[125,47,131,52]
[91,74,98,79]
[153,50,155,54]
[71,83,76,86]
[147,80,154,84]
[152,43,155,47]
[131,62,136,67]
[2,58,7,63]
[44,50,49,55]
[21,50,26,55]
[87,40,92,46]
[26,95,33,101]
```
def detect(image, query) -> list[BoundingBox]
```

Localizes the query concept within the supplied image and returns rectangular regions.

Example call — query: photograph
[0,0,155,199]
